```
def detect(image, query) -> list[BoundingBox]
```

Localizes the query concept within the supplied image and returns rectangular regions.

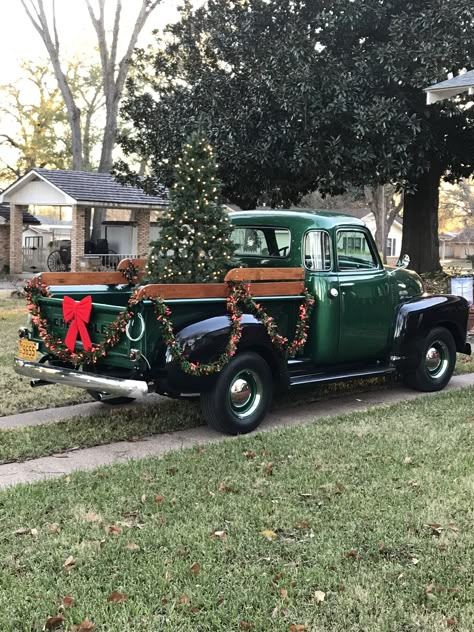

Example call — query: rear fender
[391,294,470,369]
[162,314,288,394]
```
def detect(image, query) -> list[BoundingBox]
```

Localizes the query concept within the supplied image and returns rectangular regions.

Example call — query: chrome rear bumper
[14,358,149,399]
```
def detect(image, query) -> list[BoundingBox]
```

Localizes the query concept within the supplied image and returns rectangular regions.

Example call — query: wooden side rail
[225,267,304,282]
[39,271,131,286]
[38,266,305,295]
[137,281,305,300]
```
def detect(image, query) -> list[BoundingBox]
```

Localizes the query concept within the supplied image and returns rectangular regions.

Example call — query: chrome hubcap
[425,341,449,378]
[229,370,263,419]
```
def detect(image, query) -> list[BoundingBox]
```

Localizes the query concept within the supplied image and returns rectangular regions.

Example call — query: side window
[304,231,331,271]
[336,230,378,271]
[231,227,291,257]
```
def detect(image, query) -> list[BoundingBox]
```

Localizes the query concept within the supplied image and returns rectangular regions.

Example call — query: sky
[0,0,184,85]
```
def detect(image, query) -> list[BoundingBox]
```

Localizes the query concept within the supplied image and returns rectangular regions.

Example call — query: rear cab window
[231,227,291,258]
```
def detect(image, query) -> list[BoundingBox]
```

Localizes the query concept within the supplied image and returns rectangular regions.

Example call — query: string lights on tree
[146,133,237,284]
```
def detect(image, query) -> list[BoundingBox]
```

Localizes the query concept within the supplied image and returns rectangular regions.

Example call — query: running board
[289,365,396,387]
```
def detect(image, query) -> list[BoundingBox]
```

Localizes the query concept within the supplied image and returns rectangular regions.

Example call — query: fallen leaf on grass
[48,523,60,534]
[280,588,288,600]
[15,527,31,536]
[190,562,201,575]
[265,462,274,476]
[289,625,306,631]
[189,606,201,615]
[334,483,345,494]
[404,456,413,464]
[63,556,76,571]
[71,618,95,631]
[446,618,457,628]
[84,511,102,523]
[177,594,190,604]
[141,494,147,503]
[154,495,164,504]
[107,525,122,536]
[314,590,326,602]
[217,482,238,493]
[244,450,257,458]
[345,550,361,560]
[425,582,436,594]
[412,558,419,565]
[240,622,253,630]
[45,614,65,630]
[177,546,189,558]
[140,472,153,481]
[211,530,227,540]
[261,530,277,540]
[62,595,75,608]
[126,542,140,552]
[107,590,128,604]
[295,521,311,529]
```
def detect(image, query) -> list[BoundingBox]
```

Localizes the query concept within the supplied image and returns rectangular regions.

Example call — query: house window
[24,236,43,250]
[386,238,396,257]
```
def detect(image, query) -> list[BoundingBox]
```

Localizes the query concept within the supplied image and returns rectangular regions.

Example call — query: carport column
[71,205,85,272]
[9,203,23,274]
[136,209,151,257]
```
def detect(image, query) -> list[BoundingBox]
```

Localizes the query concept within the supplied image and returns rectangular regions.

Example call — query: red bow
[62,295,93,352]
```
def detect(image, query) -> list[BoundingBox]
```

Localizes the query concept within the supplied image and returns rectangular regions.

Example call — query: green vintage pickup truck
[15,210,471,434]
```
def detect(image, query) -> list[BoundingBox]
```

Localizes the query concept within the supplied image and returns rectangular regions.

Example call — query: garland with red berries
[24,277,315,374]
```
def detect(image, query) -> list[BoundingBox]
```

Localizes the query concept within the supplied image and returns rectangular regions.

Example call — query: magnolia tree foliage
[146,134,237,283]
[118,0,474,272]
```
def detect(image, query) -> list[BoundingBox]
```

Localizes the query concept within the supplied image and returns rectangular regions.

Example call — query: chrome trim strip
[14,358,149,399]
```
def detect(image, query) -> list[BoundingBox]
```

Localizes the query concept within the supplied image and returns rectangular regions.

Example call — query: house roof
[0,168,169,209]
[0,203,41,225]
[425,70,474,104]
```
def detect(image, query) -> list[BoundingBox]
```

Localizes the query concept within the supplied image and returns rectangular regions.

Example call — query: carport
[0,168,168,273]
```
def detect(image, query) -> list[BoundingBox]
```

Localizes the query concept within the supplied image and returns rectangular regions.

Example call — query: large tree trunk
[401,164,442,274]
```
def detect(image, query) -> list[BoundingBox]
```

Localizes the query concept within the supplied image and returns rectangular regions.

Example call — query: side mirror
[396,254,410,269]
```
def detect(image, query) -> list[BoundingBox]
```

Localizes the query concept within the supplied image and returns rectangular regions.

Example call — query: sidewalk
[1,373,473,489]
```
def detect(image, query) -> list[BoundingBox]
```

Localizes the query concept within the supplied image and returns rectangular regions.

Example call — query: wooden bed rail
[38,265,306,298]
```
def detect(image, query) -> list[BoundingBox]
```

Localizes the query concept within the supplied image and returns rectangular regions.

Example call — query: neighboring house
[439,228,474,261]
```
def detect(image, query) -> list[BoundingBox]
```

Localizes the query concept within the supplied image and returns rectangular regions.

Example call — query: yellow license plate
[18,338,38,362]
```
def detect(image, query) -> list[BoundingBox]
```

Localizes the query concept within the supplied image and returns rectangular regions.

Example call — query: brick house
[0,169,168,273]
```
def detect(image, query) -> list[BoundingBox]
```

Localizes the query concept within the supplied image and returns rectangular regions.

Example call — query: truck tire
[201,351,274,435]
[403,327,456,392]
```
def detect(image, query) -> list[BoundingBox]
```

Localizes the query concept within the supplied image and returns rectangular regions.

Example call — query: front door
[336,228,392,363]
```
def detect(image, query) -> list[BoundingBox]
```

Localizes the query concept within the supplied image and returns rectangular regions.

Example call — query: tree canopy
[118,0,474,272]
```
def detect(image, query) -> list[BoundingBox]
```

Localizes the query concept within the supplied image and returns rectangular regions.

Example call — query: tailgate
[32,289,135,369]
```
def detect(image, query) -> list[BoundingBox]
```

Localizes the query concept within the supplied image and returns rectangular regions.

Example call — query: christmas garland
[119,260,141,285]
[24,278,315,375]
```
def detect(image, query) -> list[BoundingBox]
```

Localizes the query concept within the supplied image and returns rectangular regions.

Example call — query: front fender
[391,294,470,368]
[161,314,287,395]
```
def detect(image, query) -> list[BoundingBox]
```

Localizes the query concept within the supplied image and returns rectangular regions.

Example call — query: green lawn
[0,388,473,631]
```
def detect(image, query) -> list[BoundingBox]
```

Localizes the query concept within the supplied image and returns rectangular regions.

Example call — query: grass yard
[0,388,473,631]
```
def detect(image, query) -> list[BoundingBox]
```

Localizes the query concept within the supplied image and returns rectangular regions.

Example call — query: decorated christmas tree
[146,134,237,283]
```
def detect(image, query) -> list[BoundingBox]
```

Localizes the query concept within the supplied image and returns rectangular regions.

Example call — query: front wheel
[403,327,456,392]
[201,351,274,435]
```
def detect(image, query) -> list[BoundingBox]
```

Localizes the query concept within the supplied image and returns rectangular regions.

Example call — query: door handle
[340,282,354,287]
[328,288,339,298]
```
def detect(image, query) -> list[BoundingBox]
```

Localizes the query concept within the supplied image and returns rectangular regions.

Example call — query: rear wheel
[201,351,273,435]
[403,327,456,392]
